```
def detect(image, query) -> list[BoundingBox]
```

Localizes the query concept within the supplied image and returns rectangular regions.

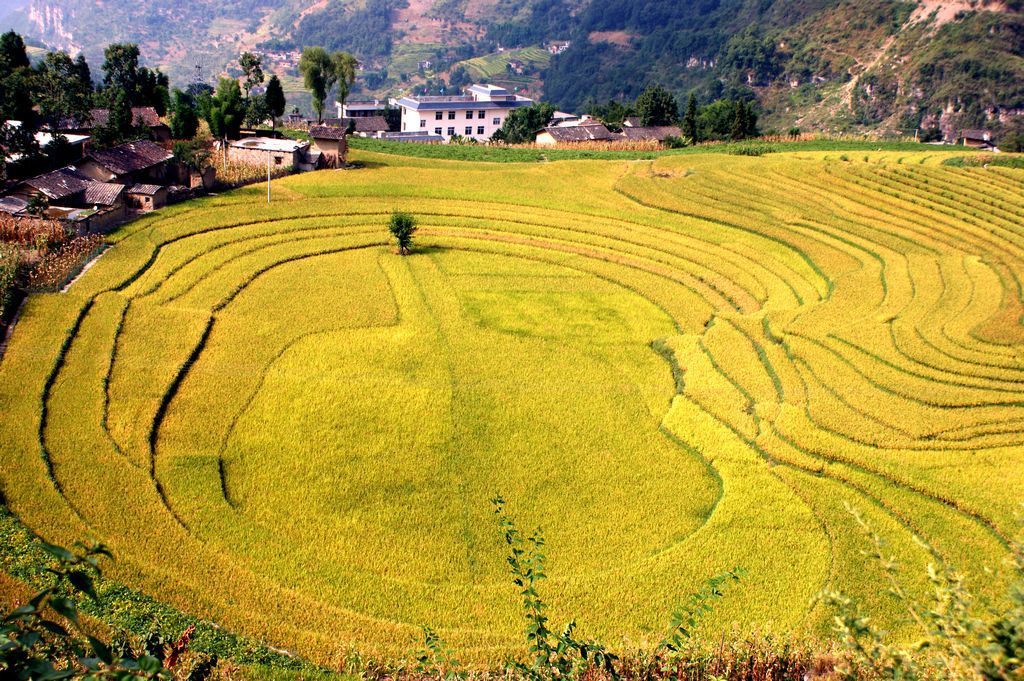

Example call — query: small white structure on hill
[226,137,316,171]
[396,84,533,142]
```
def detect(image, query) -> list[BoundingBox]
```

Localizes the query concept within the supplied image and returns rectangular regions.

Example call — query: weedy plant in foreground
[411,496,745,681]
[9,500,1023,680]
[821,504,1024,680]
[0,540,169,680]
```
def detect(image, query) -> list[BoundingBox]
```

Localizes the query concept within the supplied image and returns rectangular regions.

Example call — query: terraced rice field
[1,148,1023,665]
[457,46,551,80]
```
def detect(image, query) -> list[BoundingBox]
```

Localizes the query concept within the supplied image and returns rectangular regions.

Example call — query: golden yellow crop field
[0,148,1022,665]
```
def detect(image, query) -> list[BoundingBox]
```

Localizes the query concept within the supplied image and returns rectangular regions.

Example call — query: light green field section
[457,46,550,80]
[0,150,1022,665]
[390,43,446,76]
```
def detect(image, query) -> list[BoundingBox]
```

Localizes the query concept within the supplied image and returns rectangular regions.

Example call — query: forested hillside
[3,0,1022,134]
[541,0,1023,134]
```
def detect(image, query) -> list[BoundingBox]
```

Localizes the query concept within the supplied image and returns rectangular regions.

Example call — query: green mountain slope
[541,0,1023,134]
[5,0,1022,135]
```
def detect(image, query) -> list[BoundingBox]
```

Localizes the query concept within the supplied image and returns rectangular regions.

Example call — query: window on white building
[477,126,485,135]
[477,110,485,119]
[493,117,501,125]
[465,111,473,119]
[420,119,426,127]
[447,111,456,119]
[447,126,455,135]
[465,126,473,135]
[435,111,443,120]
[434,127,442,135]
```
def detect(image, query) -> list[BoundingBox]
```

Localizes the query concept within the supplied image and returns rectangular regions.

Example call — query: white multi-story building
[395,84,533,142]
[335,99,388,119]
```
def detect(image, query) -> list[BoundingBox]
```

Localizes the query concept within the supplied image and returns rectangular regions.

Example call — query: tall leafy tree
[492,102,554,143]
[635,85,678,126]
[102,43,141,101]
[388,211,418,255]
[265,75,286,129]
[0,30,30,75]
[245,93,270,127]
[74,54,91,90]
[586,99,634,131]
[696,98,734,140]
[94,86,140,147]
[695,97,758,141]
[726,99,758,140]
[0,30,34,122]
[168,88,199,139]
[35,51,93,129]
[331,51,358,112]
[239,51,264,98]
[204,77,244,141]
[137,67,170,114]
[683,93,699,141]
[0,31,40,179]
[299,46,332,123]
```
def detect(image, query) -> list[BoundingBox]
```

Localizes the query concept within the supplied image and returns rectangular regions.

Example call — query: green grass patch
[348,137,978,163]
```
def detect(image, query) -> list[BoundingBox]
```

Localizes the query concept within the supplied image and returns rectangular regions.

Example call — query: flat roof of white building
[2,120,91,161]
[230,137,309,152]
[341,100,386,110]
[397,83,533,111]
[467,84,510,97]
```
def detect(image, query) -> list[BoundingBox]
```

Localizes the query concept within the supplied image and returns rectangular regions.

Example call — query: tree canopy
[388,211,418,255]
[493,103,555,144]
[169,88,199,140]
[635,85,679,126]
[695,97,759,141]
[94,86,142,147]
[332,51,359,110]
[300,47,359,123]
[35,51,94,129]
[299,47,333,123]
[682,94,699,141]
[0,30,40,178]
[586,99,635,131]
[265,75,286,127]
[204,77,245,140]
[0,30,30,74]
[101,43,141,99]
[240,51,264,98]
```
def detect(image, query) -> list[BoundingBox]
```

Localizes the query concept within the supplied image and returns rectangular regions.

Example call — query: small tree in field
[389,211,417,255]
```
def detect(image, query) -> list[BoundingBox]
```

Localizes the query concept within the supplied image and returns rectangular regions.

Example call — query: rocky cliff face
[25,0,77,52]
